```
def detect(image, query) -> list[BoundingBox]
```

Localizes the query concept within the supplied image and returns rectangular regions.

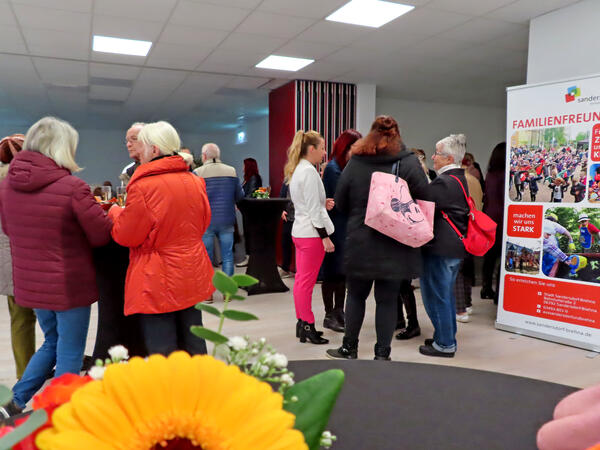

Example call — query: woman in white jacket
[285,130,334,345]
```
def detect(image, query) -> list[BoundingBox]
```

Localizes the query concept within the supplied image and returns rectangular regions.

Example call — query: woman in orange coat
[109,121,214,355]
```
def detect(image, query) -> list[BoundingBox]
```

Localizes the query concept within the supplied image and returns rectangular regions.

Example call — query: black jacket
[335,151,429,280]
[424,168,469,258]
[243,174,262,198]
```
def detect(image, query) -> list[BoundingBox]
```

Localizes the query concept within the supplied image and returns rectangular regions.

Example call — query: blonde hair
[283,130,322,181]
[24,116,81,172]
[138,121,181,157]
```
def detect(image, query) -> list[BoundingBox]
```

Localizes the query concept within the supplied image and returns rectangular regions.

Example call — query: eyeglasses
[125,138,138,144]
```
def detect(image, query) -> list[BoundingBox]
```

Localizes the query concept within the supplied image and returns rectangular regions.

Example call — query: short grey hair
[24,116,81,172]
[436,134,466,164]
[202,143,220,159]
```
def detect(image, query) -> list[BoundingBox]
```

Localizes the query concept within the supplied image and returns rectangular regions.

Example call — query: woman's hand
[326,198,335,211]
[281,211,288,221]
[322,237,335,253]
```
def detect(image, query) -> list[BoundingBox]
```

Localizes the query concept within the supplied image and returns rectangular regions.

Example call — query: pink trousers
[292,237,325,323]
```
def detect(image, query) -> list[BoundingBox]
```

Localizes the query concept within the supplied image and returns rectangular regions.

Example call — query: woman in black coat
[326,116,429,361]
[320,129,362,332]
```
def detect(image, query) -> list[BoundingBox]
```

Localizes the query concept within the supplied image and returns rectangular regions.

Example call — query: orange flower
[33,373,92,413]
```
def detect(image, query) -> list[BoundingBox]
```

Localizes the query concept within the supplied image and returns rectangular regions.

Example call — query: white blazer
[289,159,335,238]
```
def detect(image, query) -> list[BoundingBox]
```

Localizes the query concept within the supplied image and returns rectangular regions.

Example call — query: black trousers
[345,278,401,348]
[482,227,503,297]
[281,219,294,272]
[397,279,419,328]
[140,305,207,356]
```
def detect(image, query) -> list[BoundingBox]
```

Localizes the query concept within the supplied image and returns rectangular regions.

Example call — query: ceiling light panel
[255,55,314,71]
[326,0,414,28]
[92,35,152,56]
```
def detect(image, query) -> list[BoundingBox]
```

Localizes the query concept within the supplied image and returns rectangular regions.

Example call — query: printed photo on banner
[589,163,600,202]
[542,207,600,284]
[509,127,588,203]
[505,237,540,274]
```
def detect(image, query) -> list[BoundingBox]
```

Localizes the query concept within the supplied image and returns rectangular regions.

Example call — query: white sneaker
[279,269,293,279]
[456,313,470,323]
[236,256,249,267]
[466,306,473,314]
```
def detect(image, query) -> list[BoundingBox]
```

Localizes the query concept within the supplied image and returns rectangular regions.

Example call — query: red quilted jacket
[0,151,112,310]
[109,155,214,315]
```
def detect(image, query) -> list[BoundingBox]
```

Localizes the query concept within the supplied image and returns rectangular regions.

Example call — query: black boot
[323,312,344,332]
[299,321,329,344]
[480,286,496,299]
[296,319,323,338]
[326,337,358,359]
[374,343,391,361]
[395,325,421,340]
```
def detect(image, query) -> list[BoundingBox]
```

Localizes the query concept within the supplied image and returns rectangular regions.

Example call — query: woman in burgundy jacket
[0,117,112,415]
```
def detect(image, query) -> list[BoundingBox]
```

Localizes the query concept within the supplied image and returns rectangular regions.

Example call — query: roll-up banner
[497,74,600,351]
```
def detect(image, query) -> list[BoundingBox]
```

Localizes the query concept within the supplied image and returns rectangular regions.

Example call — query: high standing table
[288,360,577,450]
[237,198,289,295]
[91,240,147,359]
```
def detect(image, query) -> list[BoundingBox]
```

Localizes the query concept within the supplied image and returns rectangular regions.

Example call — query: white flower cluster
[320,431,337,448]
[89,345,130,380]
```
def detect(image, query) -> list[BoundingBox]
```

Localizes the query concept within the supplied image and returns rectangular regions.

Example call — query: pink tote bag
[364,170,435,248]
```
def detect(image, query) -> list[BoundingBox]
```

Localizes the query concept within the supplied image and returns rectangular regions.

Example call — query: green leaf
[189,326,228,345]
[222,309,259,321]
[0,385,12,406]
[284,369,345,450]
[231,274,259,287]
[212,271,238,296]
[194,302,221,317]
[0,409,48,449]
[230,294,246,301]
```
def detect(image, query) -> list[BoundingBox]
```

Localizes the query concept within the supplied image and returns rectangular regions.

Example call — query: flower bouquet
[0,272,344,450]
[251,187,270,199]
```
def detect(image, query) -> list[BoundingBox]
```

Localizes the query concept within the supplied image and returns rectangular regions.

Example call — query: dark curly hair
[351,115,403,155]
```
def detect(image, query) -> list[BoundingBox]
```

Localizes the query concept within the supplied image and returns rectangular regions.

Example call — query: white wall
[356,84,376,136]
[376,97,506,170]
[528,0,600,84]
[0,116,269,187]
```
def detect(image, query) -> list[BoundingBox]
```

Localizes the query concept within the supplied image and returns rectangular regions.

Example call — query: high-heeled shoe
[296,319,323,338]
[299,321,329,344]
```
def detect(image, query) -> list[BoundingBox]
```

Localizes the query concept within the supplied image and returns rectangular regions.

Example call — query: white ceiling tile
[145,43,212,70]
[276,40,341,60]
[91,51,147,64]
[258,78,292,90]
[159,24,228,47]
[190,0,263,7]
[94,0,177,22]
[402,37,476,60]
[454,44,528,69]
[180,73,234,91]
[485,0,582,24]
[387,7,473,35]
[217,33,287,54]
[13,4,90,34]
[236,11,315,39]
[89,63,142,80]
[435,18,526,43]
[93,14,162,41]
[0,54,38,83]
[22,28,90,59]
[427,0,515,16]
[349,28,430,51]
[0,26,27,53]
[258,0,348,19]
[490,27,529,51]
[10,0,92,13]
[47,89,88,107]
[89,85,131,101]
[33,58,88,85]
[170,1,251,30]
[325,46,394,68]
[295,20,372,45]
[198,49,268,74]
[0,1,16,25]
[294,60,352,80]
[135,68,187,92]
[225,76,270,89]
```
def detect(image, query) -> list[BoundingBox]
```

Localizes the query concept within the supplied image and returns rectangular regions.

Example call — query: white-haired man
[419,134,470,358]
[119,122,145,185]
[194,143,243,278]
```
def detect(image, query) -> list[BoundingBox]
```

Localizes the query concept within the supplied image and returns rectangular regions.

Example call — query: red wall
[269,81,296,198]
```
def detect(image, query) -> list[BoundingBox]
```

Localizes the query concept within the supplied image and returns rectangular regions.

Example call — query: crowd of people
[509,144,587,203]
[0,114,506,417]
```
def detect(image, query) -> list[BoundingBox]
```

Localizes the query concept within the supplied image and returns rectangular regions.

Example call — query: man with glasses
[119,122,145,185]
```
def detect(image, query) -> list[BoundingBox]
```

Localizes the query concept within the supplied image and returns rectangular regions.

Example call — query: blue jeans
[203,224,235,276]
[421,253,462,353]
[12,305,91,408]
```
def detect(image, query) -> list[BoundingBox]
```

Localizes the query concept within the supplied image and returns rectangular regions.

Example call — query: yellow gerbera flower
[36,352,307,450]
